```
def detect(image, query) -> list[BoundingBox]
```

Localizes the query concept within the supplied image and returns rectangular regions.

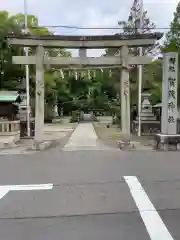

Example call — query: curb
[116,140,155,151]
[0,142,18,150]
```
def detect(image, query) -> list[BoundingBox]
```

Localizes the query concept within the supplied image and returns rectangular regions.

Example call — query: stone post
[120,45,130,141]
[35,45,44,143]
[155,52,179,151]
[161,52,178,134]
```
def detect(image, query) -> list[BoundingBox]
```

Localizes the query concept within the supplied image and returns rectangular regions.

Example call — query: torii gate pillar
[34,45,44,145]
[120,46,131,143]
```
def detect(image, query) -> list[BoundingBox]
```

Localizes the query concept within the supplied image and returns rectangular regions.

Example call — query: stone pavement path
[63,123,115,151]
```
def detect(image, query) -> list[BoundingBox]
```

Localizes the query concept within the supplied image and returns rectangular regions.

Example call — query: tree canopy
[1,1,180,116]
[104,0,162,106]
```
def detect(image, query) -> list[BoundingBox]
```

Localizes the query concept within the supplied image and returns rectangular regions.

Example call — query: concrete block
[117,140,135,150]
[31,141,53,151]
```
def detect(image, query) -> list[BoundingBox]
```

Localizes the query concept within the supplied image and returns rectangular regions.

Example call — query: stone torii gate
[7,33,162,147]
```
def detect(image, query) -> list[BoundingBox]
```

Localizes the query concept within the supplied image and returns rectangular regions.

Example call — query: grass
[111,133,121,140]
[94,122,154,146]
[93,123,121,140]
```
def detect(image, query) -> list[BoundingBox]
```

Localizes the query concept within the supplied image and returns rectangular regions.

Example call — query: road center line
[124,176,174,240]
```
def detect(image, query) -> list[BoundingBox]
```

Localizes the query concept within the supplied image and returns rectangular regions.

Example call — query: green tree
[0,10,128,114]
[0,11,72,108]
[162,1,180,54]
[0,11,24,89]
[104,0,158,108]
[105,0,156,56]
[162,1,180,105]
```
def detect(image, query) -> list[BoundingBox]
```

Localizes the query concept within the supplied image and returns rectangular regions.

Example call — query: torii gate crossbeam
[7,33,162,48]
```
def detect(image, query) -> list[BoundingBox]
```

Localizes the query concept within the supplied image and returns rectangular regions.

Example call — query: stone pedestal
[154,134,180,151]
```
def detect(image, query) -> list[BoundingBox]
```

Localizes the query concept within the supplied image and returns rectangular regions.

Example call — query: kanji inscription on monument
[161,52,178,134]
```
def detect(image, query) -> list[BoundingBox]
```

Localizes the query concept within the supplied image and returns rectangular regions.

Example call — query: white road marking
[0,184,53,200]
[9,183,53,191]
[0,187,9,200]
[124,176,174,240]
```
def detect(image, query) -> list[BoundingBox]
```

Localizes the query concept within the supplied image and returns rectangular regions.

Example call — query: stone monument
[53,105,59,118]
[155,52,180,150]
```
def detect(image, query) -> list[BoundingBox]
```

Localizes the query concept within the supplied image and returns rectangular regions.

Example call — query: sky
[0,0,178,56]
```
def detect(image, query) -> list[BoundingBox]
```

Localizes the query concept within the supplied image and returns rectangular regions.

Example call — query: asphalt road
[0,148,179,239]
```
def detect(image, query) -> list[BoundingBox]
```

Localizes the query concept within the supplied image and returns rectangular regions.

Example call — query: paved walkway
[63,123,110,151]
